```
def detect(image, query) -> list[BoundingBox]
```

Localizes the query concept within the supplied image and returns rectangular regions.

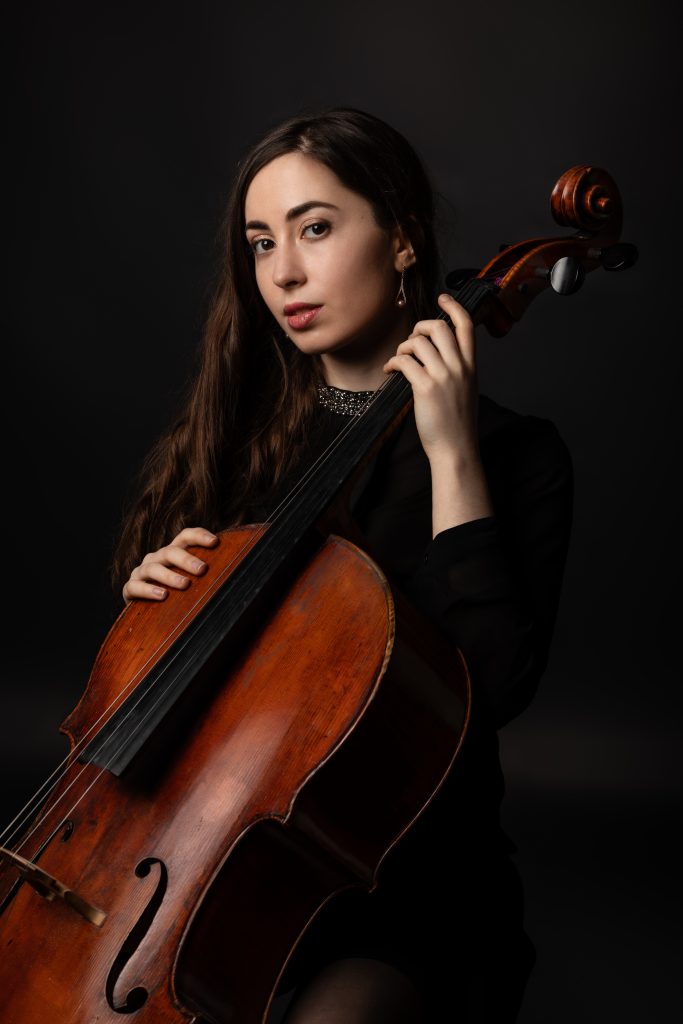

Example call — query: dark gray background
[5,2,681,1019]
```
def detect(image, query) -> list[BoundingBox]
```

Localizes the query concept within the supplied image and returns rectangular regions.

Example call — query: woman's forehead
[244,153,362,222]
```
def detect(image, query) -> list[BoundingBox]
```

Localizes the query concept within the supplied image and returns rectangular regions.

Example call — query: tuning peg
[600,243,639,271]
[535,256,585,295]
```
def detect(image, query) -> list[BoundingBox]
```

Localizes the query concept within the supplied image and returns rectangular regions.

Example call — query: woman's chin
[287,330,352,357]
[290,326,385,362]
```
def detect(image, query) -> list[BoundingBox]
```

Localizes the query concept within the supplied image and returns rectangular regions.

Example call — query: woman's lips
[286,305,323,329]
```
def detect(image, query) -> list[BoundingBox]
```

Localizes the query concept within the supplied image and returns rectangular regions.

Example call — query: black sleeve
[403,418,574,729]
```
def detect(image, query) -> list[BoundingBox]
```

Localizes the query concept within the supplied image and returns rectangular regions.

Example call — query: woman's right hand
[122,527,219,605]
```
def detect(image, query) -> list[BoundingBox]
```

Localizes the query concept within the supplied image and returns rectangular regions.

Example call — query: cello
[0,166,636,1023]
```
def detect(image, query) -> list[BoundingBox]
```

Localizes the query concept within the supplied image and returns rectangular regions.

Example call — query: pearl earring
[396,264,408,308]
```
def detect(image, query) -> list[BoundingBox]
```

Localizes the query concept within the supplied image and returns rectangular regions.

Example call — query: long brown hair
[110,107,442,597]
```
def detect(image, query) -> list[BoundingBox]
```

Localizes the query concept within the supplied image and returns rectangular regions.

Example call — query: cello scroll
[445,165,638,334]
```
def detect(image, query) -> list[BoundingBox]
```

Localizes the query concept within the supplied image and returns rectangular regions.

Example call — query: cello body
[0,525,470,1023]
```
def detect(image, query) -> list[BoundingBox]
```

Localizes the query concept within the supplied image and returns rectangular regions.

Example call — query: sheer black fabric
[250,392,574,1020]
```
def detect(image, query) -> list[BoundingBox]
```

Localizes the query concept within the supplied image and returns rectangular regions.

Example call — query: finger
[395,335,451,381]
[172,526,219,548]
[131,561,193,590]
[142,546,210,576]
[436,293,476,373]
[407,318,467,377]
[383,352,431,391]
[122,579,169,603]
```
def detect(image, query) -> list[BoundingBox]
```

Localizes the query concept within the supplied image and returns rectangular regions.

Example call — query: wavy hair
[110,106,442,597]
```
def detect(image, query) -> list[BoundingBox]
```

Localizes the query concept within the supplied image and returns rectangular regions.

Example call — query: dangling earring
[396,264,408,307]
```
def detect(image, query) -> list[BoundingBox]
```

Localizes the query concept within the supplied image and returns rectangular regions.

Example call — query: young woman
[113,107,574,1023]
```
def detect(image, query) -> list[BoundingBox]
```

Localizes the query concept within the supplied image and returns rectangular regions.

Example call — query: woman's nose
[271,242,306,289]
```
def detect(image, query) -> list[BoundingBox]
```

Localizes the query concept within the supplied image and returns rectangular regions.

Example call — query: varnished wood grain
[0,527,469,1024]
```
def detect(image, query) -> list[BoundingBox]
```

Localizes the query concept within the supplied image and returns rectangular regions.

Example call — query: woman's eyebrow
[245,200,339,231]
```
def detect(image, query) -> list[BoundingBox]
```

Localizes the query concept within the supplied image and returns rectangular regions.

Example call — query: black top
[255,390,574,725]
[257,390,575,1005]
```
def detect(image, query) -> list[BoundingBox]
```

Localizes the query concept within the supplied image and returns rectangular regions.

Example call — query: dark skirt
[271,817,535,1022]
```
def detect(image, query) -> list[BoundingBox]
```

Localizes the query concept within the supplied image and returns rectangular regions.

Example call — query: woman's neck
[318,311,411,391]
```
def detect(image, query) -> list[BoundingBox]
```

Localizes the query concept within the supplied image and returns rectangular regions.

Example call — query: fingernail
[193,559,206,571]
[153,587,166,598]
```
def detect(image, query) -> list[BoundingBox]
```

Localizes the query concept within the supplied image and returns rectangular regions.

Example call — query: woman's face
[244,152,412,366]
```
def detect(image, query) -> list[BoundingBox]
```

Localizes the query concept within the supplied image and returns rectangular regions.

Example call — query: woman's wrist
[429,447,495,538]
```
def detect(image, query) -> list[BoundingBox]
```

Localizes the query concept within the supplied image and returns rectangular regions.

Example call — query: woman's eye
[251,238,274,255]
[249,221,329,256]
[303,221,329,238]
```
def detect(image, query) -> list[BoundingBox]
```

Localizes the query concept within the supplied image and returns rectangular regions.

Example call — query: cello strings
[0,290,466,856]
[7,380,392,855]
[4,300,470,856]
[3,370,400,855]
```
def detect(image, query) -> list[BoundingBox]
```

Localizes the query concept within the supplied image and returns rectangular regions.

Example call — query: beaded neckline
[316,383,376,416]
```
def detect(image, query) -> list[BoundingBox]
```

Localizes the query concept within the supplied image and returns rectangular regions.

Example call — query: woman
[113,107,574,1022]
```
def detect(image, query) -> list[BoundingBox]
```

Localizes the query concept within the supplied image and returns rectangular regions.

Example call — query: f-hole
[105,857,168,1014]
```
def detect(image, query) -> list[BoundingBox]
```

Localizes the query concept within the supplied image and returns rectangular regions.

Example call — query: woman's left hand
[382,293,480,464]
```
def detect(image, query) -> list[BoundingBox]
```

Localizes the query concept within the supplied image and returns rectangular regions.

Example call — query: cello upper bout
[60,525,270,745]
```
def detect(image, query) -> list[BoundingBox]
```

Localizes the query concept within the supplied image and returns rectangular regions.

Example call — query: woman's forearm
[429,449,495,538]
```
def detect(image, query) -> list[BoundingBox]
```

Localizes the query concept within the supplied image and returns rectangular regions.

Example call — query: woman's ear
[392,216,421,271]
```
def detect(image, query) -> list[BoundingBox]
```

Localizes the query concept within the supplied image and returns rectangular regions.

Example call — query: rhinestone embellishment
[316,383,376,416]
